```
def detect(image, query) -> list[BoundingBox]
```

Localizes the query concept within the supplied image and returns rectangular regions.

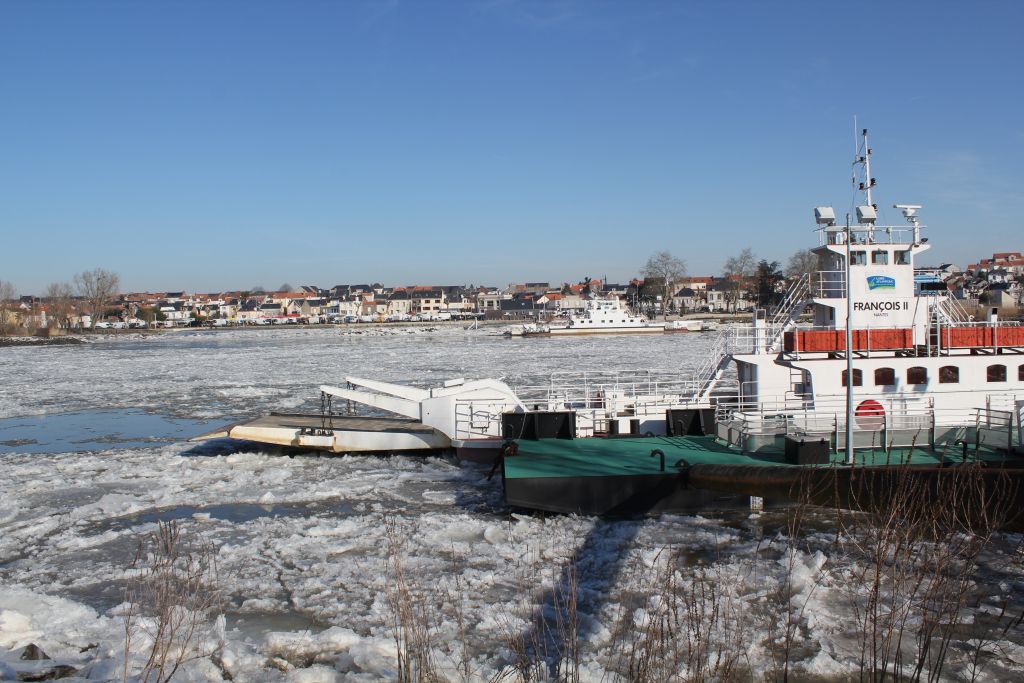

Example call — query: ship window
[896,250,911,265]
[850,251,867,266]
[907,366,928,385]
[842,369,863,387]
[1019,364,1024,381]
[874,367,895,386]
[872,250,889,265]
[987,364,1007,383]
[939,366,959,384]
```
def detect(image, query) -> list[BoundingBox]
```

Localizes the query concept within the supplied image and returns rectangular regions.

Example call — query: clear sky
[2,1,1023,295]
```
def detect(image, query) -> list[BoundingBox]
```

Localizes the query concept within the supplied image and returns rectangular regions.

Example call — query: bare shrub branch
[121,520,222,683]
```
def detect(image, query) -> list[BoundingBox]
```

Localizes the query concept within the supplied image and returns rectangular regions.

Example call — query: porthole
[874,368,895,386]
[907,367,927,385]
[987,364,1007,383]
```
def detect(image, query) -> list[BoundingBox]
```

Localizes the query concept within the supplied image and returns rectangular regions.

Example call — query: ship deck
[502,435,1024,517]
[505,434,1019,478]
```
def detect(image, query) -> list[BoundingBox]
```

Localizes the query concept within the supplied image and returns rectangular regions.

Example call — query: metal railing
[936,296,974,324]
[974,408,1014,453]
[510,369,711,415]
[689,328,736,401]
[817,224,920,246]
[769,273,811,327]
[716,390,1021,455]
[811,270,846,298]
[452,400,520,441]
[717,405,936,452]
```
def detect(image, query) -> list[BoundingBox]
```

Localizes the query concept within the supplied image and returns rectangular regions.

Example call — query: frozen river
[1,327,1022,681]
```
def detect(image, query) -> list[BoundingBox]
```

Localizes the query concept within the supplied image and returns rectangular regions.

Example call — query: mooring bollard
[650,449,665,472]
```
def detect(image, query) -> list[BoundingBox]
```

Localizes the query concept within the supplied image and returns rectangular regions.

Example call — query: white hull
[543,324,666,335]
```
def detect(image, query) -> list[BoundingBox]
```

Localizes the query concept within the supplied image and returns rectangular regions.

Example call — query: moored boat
[510,297,666,337]
[665,319,716,332]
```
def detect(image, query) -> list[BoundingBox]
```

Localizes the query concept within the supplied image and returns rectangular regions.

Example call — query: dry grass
[121,519,223,683]
[828,462,1022,682]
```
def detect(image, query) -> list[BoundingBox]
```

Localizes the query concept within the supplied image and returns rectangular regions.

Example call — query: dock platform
[191,411,450,453]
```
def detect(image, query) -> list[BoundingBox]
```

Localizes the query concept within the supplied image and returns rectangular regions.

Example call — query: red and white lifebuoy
[854,399,885,430]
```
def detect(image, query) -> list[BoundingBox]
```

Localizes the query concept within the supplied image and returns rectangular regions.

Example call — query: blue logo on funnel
[867,276,896,290]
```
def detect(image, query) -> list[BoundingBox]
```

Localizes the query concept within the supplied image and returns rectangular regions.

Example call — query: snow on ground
[1,328,1022,681]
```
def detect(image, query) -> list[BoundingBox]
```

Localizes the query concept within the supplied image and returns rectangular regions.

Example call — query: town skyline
[6,248,1022,334]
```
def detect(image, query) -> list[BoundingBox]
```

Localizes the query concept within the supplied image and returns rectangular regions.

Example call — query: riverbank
[1,313,752,347]
[0,336,85,347]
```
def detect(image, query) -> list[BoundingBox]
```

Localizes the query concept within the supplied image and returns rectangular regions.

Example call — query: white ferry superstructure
[512,297,666,337]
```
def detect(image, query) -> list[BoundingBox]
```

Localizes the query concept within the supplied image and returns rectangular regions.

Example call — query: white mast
[853,127,876,207]
[861,128,873,207]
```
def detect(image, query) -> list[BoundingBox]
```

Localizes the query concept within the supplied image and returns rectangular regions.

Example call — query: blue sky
[2,1,1022,294]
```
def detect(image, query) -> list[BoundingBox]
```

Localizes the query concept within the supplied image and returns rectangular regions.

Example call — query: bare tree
[277,283,294,292]
[73,268,120,327]
[44,282,76,330]
[722,248,755,312]
[0,280,17,334]
[786,248,818,280]
[641,251,687,319]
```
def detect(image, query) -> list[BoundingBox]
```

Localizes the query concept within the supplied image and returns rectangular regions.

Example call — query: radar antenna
[894,204,924,244]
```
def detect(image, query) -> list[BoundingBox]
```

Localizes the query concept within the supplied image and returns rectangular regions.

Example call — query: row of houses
[5,273,768,332]
[914,252,1024,315]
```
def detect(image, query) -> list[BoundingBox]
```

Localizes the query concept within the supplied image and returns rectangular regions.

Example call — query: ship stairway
[927,297,973,356]
[767,272,812,353]
[688,275,812,403]
[935,295,974,325]
[690,327,734,403]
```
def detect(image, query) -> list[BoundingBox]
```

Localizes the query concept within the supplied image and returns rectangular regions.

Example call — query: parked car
[93,321,112,329]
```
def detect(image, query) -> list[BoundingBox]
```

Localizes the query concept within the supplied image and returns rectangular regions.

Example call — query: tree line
[0,268,120,334]
[637,247,818,316]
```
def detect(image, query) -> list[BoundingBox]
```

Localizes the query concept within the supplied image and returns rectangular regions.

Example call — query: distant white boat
[511,297,665,337]
[666,319,718,332]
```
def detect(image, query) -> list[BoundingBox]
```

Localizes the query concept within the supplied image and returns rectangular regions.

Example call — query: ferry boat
[508,297,665,336]
[194,130,1024,518]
